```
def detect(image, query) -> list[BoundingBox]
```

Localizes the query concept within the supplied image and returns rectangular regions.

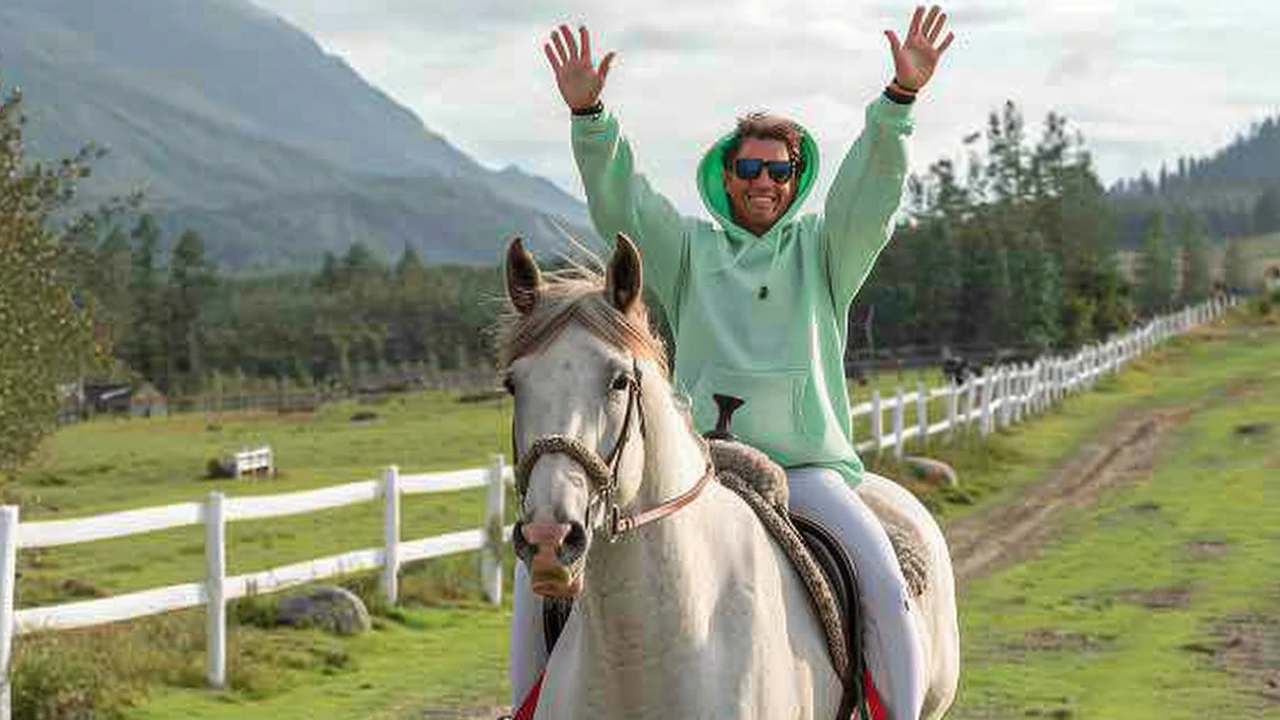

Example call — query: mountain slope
[0,0,595,268]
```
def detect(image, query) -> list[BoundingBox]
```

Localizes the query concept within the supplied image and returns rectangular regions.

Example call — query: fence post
[946,381,958,443]
[870,389,883,455]
[997,368,1009,429]
[482,454,506,605]
[916,381,928,450]
[205,491,227,689]
[966,376,978,430]
[981,372,993,437]
[382,465,401,606]
[1013,365,1024,423]
[0,506,18,720]
[893,386,905,460]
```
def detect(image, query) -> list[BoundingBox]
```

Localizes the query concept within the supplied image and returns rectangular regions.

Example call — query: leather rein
[510,359,714,541]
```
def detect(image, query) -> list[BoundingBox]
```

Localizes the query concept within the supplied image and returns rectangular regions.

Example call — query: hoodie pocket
[689,366,808,460]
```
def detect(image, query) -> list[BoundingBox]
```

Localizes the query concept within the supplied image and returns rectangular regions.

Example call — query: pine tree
[168,229,214,394]
[1177,211,1211,305]
[1136,214,1175,313]
[129,214,163,384]
[1222,238,1249,292]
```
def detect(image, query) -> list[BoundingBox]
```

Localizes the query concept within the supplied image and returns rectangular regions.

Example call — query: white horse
[498,233,959,720]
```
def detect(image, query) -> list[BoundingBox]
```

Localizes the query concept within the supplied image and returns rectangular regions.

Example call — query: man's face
[722,137,797,236]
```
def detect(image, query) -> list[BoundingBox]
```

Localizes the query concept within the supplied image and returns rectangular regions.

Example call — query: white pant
[787,467,927,720]
[508,467,926,720]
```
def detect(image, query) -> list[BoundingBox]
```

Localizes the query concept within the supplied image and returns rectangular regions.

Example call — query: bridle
[510,358,714,543]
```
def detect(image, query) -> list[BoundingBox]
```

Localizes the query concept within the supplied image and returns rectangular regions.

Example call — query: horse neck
[578,374,713,631]
[632,372,708,510]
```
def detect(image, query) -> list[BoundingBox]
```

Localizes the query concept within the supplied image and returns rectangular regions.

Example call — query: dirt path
[944,406,1190,585]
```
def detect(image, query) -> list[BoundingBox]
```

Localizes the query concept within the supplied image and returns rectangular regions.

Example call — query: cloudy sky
[248,0,1278,219]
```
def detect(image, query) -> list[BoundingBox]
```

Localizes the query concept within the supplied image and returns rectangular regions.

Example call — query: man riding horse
[511,6,956,719]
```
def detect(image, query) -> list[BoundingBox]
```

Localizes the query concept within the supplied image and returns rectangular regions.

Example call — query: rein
[511,359,714,541]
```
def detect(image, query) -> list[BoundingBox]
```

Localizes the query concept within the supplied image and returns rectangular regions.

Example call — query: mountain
[0,0,597,269]
[1105,115,1280,248]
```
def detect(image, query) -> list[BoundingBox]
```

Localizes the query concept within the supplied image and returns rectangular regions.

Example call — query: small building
[84,383,133,416]
[131,382,168,417]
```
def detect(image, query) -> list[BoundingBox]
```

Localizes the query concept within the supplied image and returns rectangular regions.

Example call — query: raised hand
[543,25,616,112]
[884,5,955,92]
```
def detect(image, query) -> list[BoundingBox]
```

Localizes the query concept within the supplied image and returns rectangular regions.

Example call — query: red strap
[512,670,545,720]
[513,666,881,719]
[861,669,886,720]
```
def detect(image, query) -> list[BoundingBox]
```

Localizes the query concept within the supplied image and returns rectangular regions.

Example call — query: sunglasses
[733,158,795,183]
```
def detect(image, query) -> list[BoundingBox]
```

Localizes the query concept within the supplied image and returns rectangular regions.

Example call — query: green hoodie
[570,93,914,488]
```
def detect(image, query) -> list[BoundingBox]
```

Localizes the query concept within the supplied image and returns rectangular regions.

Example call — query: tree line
[61,101,1249,394]
[852,101,1236,358]
[3,71,1260,470]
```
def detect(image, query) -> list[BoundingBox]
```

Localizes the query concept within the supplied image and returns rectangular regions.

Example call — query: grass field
[3,300,1277,719]
[951,319,1280,718]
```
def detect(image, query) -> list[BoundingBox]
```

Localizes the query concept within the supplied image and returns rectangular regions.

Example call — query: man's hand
[544,25,615,112]
[885,5,955,92]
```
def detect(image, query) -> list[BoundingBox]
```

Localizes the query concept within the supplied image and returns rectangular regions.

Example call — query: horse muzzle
[513,520,588,597]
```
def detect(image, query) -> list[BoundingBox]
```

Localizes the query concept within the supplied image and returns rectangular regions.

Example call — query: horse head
[500,232,695,598]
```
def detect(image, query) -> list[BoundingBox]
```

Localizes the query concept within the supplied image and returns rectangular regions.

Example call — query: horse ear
[506,236,543,315]
[606,232,643,315]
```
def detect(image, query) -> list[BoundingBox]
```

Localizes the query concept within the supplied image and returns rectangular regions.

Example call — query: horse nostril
[558,521,588,566]
[511,520,536,563]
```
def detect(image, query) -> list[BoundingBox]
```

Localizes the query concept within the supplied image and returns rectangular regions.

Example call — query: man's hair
[721,112,806,175]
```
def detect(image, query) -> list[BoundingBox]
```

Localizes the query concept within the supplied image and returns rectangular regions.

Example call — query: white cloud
[249,0,1280,215]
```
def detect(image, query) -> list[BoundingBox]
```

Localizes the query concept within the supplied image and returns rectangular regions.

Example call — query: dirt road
[943,406,1188,585]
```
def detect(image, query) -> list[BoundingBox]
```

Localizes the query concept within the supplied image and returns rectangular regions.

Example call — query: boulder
[902,456,959,488]
[276,585,371,636]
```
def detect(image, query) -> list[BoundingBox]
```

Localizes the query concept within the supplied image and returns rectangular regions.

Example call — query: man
[512,6,955,720]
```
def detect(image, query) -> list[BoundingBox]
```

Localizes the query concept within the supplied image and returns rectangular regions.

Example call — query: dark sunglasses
[733,158,795,183]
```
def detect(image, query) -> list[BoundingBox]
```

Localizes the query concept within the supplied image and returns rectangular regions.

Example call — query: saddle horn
[703,394,745,441]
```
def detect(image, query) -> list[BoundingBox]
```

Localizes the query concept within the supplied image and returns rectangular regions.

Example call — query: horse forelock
[497,268,669,377]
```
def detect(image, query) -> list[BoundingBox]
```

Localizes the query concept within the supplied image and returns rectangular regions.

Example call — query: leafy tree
[0,79,111,471]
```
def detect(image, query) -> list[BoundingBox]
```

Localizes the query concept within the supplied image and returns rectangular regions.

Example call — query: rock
[276,585,371,635]
[205,457,235,479]
[903,456,959,488]
[1234,422,1271,437]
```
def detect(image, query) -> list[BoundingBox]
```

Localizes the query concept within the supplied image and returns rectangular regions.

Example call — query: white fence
[0,296,1235,716]
[849,297,1236,457]
[0,460,515,718]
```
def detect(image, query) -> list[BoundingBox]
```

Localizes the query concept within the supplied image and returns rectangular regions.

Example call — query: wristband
[883,84,917,105]
[571,101,604,116]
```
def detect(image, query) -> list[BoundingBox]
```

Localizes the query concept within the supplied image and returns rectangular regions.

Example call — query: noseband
[511,359,713,542]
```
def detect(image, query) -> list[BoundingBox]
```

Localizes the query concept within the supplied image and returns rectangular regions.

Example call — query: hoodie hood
[696,119,821,244]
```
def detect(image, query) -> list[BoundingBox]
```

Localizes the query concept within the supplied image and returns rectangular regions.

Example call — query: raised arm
[544,25,690,317]
[822,5,955,306]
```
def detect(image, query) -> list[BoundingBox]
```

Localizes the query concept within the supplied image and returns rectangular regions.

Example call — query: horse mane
[495,252,670,377]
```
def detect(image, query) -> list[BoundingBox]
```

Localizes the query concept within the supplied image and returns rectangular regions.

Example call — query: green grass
[123,602,511,720]
[9,391,516,605]
[5,307,1278,719]
[950,321,1280,718]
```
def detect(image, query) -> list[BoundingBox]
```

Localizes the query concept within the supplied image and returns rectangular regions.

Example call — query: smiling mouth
[746,194,777,212]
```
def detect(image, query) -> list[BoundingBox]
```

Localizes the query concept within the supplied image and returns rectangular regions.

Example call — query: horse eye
[611,374,631,392]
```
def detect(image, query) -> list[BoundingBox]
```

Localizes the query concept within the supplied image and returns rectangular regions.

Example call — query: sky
[248,0,1279,220]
